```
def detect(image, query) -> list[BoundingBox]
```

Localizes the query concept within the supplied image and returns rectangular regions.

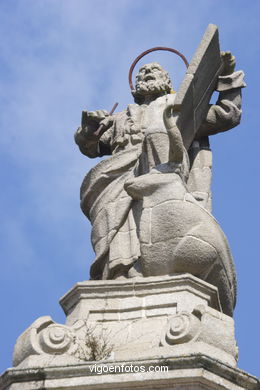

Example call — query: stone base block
[11,274,238,370]
[1,274,259,389]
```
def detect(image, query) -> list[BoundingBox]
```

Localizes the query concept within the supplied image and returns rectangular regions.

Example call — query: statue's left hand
[220,51,236,76]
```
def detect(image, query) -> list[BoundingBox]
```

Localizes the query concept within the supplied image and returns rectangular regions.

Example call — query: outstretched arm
[196,52,246,138]
[74,110,114,158]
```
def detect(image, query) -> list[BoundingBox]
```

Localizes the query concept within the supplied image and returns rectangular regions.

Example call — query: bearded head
[132,62,173,103]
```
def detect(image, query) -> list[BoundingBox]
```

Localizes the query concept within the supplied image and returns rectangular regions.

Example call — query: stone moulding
[11,274,239,371]
[162,310,202,345]
[12,316,86,367]
[60,273,221,318]
[1,355,259,390]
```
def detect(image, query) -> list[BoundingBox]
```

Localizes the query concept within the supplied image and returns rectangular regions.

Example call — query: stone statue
[75,31,245,317]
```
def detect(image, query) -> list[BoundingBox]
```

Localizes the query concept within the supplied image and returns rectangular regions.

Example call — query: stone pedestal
[0,274,259,390]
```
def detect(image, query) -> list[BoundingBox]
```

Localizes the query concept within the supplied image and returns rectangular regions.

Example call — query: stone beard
[134,62,173,96]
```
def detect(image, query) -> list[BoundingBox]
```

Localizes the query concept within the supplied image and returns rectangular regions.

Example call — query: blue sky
[0,0,259,378]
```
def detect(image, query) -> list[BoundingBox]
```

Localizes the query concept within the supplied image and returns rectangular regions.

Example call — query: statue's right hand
[81,110,109,129]
[77,109,113,147]
[75,125,99,147]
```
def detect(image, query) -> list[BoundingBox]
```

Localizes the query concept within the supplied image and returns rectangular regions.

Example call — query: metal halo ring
[128,46,189,91]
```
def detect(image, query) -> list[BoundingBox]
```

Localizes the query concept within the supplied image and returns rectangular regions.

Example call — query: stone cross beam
[173,24,223,149]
